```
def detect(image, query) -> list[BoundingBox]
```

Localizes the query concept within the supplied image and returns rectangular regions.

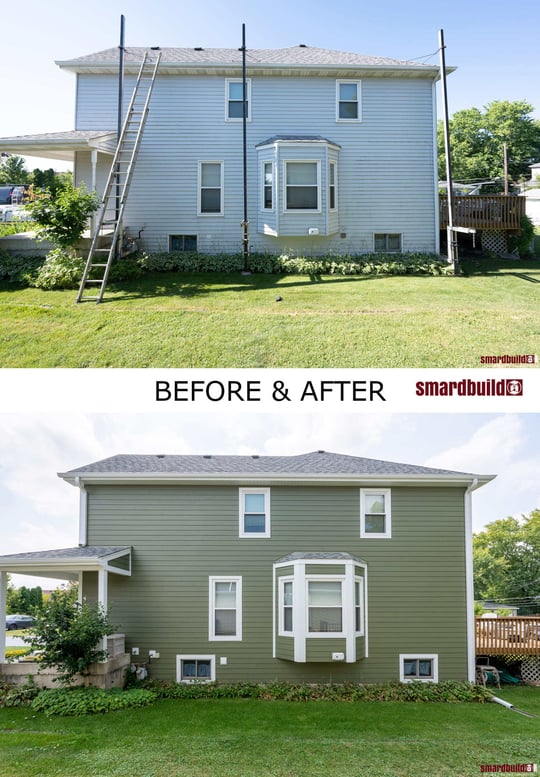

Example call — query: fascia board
[60,472,496,488]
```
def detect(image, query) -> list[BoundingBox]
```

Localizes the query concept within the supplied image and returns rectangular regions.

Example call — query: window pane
[182,660,196,678]
[387,234,401,251]
[245,493,265,513]
[244,513,266,533]
[197,660,211,678]
[215,609,236,636]
[309,607,342,632]
[201,189,221,213]
[264,163,273,186]
[286,186,317,209]
[286,162,317,185]
[418,660,433,677]
[364,514,385,533]
[308,581,342,606]
[365,494,385,514]
[215,581,236,607]
[339,83,357,101]
[403,660,417,677]
[284,607,293,632]
[228,101,245,118]
[329,164,335,185]
[374,234,387,251]
[283,581,293,606]
[339,102,358,119]
[229,82,244,100]
[201,164,221,187]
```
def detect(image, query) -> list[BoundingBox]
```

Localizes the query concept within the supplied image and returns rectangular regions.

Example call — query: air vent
[299,44,307,48]
[194,47,204,51]
[203,454,212,459]
[252,455,260,459]
[156,455,165,459]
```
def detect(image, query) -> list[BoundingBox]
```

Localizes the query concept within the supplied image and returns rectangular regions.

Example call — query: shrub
[507,214,535,257]
[0,221,35,238]
[0,250,43,283]
[31,247,86,290]
[0,677,40,708]
[25,183,99,247]
[31,687,157,717]
[26,586,114,685]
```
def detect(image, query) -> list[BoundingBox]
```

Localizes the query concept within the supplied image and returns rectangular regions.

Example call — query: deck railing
[476,616,540,655]
[440,195,526,230]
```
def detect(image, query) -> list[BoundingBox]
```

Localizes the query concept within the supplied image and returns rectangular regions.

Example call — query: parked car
[0,185,28,205]
[6,614,36,630]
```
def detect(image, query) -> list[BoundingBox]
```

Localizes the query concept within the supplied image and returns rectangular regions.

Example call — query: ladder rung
[84,279,105,284]
[90,263,108,268]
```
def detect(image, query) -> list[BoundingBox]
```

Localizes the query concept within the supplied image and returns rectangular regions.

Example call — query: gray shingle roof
[256,135,341,147]
[61,451,475,478]
[0,547,129,561]
[276,551,363,563]
[58,45,423,68]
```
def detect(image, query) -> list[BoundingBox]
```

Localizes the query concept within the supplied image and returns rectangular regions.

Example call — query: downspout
[76,477,88,547]
[0,572,7,663]
[465,478,478,683]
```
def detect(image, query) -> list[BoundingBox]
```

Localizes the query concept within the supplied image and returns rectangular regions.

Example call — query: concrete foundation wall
[0,653,130,689]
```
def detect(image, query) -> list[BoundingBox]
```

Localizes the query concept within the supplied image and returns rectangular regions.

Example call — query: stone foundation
[0,653,130,689]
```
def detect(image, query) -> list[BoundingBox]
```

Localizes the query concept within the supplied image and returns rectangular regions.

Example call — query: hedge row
[0,248,453,290]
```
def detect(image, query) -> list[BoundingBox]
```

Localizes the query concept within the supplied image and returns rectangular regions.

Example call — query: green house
[0,451,494,685]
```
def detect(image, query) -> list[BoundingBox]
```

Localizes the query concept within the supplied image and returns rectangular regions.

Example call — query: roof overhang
[0,547,131,581]
[59,471,495,489]
[0,131,116,163]
[56,60,450,80]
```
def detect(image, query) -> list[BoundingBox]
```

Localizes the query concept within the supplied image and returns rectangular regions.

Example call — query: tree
[26,586,113,686]
[473,510,540,615]
[438,100,540,182]
[31,168,73,198]
[7,585,43,615]
[26,182,99,248]
[0,154,30,184]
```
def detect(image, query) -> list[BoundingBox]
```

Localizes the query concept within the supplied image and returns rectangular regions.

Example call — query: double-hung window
[209,576,242,640]
[336,80,361,121]
[360,489,392,538]
[226,78,251,121]
[279,578,294,635]
[285,161,319,211]
[329,161,337,210]
[239,488,270,537]
[263,161,274,210]
[307,579,343,634]
[199,161,223,215]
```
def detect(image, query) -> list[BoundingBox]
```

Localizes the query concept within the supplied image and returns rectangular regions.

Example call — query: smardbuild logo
[415,378,524,397]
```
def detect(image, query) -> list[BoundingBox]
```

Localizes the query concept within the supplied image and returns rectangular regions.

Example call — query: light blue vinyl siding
[74,73,437,254]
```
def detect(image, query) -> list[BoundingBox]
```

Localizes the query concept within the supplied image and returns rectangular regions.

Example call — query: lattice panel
[521,656,540,685]
[480,230,507,254]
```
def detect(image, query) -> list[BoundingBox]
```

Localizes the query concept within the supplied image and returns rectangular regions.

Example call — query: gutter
[465,478,478,683]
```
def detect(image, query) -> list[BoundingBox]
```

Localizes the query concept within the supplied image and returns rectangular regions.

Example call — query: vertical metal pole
[439,30,458,273]
[503,142,509,195]
[115,15,125,250]
[241,23,250,272]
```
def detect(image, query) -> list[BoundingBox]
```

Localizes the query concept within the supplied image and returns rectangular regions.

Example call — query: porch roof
[0,130,116,162]
[0,546,131,581]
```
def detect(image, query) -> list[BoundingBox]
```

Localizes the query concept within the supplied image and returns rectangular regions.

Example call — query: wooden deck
[440,195,526,231]
[476,616,540,656]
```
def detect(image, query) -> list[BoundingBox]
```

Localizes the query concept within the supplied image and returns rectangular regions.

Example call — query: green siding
[276,636,294,661]
[306,638,346,662]
[85,483,468,683]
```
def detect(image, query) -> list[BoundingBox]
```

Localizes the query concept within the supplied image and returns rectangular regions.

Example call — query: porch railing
[476,616,540,655]
[440,195,525,230]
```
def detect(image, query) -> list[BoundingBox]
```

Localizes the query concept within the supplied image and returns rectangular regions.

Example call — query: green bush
[507,214,535,257]
[0,250,43,283]
[31,247,86,290]
[0,221,34,238]
[25,183,99,247]
[31,687,157,717]
[0,677,40,707]
[147,680,492,704]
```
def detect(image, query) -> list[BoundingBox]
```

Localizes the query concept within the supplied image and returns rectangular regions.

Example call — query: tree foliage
[0,154,30,184]
[26,182,98,247]
[438,100,540,182]
[26,586,114,685]
[7,584,44,615]
[473,510,540,614]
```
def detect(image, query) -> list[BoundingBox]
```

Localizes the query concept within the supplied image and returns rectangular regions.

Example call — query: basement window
[169,234,197,252]
[177,655,216,683]
[374,233,402,252]
[400,654,438,683]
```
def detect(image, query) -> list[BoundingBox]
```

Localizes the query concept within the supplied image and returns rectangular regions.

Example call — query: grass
[0,687,538,776]
[0,257,539,367]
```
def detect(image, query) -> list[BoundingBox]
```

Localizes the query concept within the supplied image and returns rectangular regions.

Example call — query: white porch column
[90,149,98,233]
[0,572,7,663]
[97,568,108,655]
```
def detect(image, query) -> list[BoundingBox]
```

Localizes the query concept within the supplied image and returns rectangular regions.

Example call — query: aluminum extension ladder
[76,50,161,303]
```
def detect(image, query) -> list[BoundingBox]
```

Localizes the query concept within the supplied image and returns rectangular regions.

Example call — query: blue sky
[2,0,539,170]
[1,412,538,588]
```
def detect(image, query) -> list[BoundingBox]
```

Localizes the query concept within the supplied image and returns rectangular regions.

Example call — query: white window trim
[209,576,242,641]
[373,232,403,253]
[354,576,365,636]
[336,79,362,122]
[399,654,439,683]
[198,160,224,216]
[306,575,346,638]
[239,487,271,538]
[176,654,216,683]
[225,78,252,122]
[283,159,322,213]
[360,488,392,539]
[329,160,338,211]
[261,160,275,212]
[278,576,294,637]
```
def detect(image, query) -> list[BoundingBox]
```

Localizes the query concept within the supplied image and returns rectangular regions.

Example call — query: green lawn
[1,688,538,777]
[1,258,539,367]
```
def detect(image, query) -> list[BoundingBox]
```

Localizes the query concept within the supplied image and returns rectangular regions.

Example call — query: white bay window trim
[278,576,294,636]
[360,488,392,538]
[283,160,321,212]
[209,576,242,641]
